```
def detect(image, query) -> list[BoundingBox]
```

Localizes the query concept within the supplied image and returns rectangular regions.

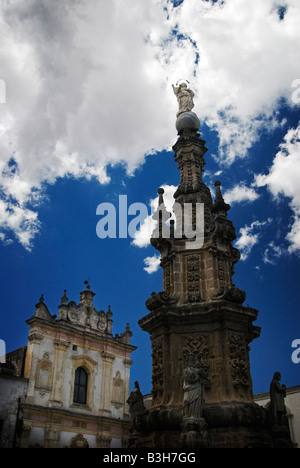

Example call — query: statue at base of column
[127,381,145,432]
[269,371,287,427]
[181,355,208,448]
[183,355,206,420]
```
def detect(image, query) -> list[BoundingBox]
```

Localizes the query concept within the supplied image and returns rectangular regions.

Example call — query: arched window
[73,367,88,404]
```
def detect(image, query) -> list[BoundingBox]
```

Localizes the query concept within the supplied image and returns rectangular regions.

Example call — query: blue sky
[0,0,300,396]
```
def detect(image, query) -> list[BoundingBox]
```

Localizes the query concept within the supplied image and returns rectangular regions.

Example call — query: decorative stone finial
[157,187,165,205]
[152,188,172,241]
[79,281,95,305]
[60,289,68,305]
[212,180,230,218]
[35,294,52,320]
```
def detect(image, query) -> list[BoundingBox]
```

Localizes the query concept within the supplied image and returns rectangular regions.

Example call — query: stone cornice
[28,332,44,343]
[26,316,137,354]
[139,300,260,338]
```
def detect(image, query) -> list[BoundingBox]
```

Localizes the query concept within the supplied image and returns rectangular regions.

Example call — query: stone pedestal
[180,418,208,448]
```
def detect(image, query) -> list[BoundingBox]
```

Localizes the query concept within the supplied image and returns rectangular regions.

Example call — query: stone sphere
[176,111,200,133]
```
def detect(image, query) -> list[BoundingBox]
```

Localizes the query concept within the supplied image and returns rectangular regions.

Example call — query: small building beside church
[0,282,136,448]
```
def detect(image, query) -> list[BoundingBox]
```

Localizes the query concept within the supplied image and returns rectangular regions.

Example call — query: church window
[73,367,88,404]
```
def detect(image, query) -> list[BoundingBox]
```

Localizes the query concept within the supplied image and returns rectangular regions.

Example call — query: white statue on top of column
[172,82,195,117]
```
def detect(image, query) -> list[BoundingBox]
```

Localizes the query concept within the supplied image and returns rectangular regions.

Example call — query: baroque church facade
[0,282,136,448]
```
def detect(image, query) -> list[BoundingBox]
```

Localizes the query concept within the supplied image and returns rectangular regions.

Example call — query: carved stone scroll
[183,335,210,390]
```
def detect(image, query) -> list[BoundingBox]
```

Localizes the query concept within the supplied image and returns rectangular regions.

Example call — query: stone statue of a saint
[172,82,195,117]
[127,381,145,418]
[183,355,206,420]
[269,371,287,427]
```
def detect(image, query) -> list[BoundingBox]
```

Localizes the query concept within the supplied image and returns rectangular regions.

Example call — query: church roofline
[25,315,137,352]
[254,385,300,401]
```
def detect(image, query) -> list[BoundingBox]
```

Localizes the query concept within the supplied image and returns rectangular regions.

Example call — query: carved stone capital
[101,351,115,362]
[54,339,70,350]
[123,358,133,367]
[28,332,44,343]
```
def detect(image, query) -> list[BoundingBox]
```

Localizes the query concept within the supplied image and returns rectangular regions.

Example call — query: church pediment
[57,282,113,334]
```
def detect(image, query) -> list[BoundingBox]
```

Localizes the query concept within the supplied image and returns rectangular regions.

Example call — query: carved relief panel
[151,336,164,404]
[163,262,172,296]
[185,255,201,303]
[229,333,251,390]
[183,335,211,390]
[70,433,89,448]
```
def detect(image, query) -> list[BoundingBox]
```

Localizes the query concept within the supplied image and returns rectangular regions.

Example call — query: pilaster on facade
[50,339,70,407]
[100,351,115,416]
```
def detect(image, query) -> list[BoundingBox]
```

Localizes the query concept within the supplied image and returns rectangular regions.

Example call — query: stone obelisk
[129,83,293,448]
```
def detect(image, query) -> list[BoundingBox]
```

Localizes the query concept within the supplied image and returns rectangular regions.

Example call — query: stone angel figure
[172,82,195,117]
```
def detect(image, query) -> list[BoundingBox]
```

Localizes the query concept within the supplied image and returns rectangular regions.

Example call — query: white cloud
[263,241,285,265]
[0,199,40,250]
[0,0,176,248]
[255,123,300,253]
[143,255,161,274]
[1,0,300,247]
[235,219,272,260]
[169,0,300,162]
[0,232,13,247]
[132,214,156,249]
[223,184,259,205]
